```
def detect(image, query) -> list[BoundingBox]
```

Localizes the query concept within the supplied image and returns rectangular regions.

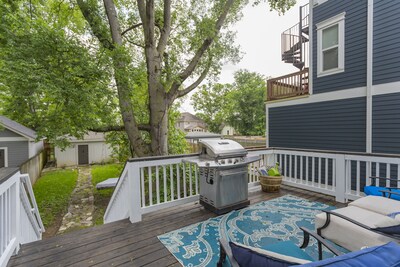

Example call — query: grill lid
[199,139,247,158]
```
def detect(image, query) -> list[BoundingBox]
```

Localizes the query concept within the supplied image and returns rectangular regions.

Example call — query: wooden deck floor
[8,186,345,267]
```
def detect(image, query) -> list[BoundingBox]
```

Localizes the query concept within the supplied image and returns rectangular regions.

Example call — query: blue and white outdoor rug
[158,195,339,267]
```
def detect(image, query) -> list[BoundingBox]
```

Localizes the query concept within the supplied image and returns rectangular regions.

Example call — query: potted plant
[257,163,283,192]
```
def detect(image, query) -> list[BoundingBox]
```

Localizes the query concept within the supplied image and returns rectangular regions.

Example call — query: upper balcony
[267,3,310,102]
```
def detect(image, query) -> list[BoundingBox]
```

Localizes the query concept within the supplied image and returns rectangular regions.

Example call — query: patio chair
[364,176,400,200]
[218,227,400,267]
[217,227,343,267]
[315,196,400,251]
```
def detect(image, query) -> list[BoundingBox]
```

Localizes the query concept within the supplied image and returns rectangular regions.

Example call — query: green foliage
[191,83,232,133]
[0,1,115,148]
[33,169,78,228]
[225,70,266,136]
[168,107,190,155]
[192,69,266,136]
[91,164,123,225]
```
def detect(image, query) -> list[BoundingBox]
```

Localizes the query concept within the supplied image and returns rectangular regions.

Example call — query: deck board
[8,186,344,267]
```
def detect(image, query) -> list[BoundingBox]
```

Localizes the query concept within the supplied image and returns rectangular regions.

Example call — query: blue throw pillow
[229,241,311,267]
[295,242,400,267]
[374,224,400,235]
[364,186,400,200]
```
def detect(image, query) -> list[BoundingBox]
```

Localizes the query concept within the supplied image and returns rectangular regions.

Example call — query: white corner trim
[0,147,8,167]
[308,0,314,95]
[366,0,373,153]
[0,137,28,142]
[316,12,346,30]
[266,86,366,108]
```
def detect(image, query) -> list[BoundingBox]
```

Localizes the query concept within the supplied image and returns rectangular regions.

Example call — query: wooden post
[128,162,142,223]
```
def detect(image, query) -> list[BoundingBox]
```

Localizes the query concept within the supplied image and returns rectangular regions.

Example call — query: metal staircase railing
[281,3,309,70]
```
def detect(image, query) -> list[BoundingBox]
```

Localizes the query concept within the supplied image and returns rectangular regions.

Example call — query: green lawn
[91,164,123,225]
[33,169,78,229]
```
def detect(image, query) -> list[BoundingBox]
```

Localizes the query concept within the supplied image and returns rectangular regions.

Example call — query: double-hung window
[316,12,345,77]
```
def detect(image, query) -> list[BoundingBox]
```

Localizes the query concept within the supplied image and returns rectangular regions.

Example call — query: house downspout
[366,0,373,153]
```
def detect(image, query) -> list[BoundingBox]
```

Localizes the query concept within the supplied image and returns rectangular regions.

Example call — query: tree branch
[121,23,143,36]
[176,62,211,98]
[89,124,151,132]
[157,0,171,55]
[76,0,114,50]
[124,37,145,48]
[169,0,235,97]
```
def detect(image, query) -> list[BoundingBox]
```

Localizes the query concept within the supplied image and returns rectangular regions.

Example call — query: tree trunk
[149,86,169,155]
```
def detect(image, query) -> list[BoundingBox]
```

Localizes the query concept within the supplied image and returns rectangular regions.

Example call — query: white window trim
[316,12,346,77]
[0,147,8,167]
[313,0,329,7]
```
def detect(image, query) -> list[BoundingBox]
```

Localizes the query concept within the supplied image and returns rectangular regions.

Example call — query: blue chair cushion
[364,186,400,200]
[374,224,400,235]
[229,241,313,267]
[294,242,400,267]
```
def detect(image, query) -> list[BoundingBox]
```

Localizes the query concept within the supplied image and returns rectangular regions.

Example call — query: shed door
[78,145,89,165]
[0,149,5,168]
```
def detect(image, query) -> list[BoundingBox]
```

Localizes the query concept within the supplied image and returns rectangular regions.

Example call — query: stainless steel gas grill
[185,139,260,215]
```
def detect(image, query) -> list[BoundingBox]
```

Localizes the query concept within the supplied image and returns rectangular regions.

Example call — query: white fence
[104,148,400,224]
[0,170,44,267]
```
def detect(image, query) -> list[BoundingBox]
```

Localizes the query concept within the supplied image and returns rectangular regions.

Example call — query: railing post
[334,154,346,203]
[128,162,142,223]
[14,174,21,254]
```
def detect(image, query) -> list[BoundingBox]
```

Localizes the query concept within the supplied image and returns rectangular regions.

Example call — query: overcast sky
[180,0,309,113]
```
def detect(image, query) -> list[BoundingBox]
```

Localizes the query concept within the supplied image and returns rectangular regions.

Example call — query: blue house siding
[0,141,29,167]
[372,92,400,154]
[269,97,366,152]
[373,0,400,85]
[312,0,367,94]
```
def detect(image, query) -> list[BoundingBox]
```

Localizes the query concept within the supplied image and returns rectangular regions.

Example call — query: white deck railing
[0,170,44,267]
[104,148,400,224]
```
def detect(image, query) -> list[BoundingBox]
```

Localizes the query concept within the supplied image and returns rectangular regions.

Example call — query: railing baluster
[332,159,336,192]
[306,156,309,185]
[398,164,400,188]
[386,163,390,188]
[163,165,167,202]
[156,166,160,204]
[140,168,145,207]
[300,156,303,183]
[1,194,3,253]
[176,164,181,199]
[183,163,187,198]
[376,163,380,187]
[325,158,329,189]
[312,157,315,187]
[148,167,153,206]
[189,163,193,196]
[170,164,174,201]
[195,165,199,195]
[294,155,298,182]
[289,154,293,181]
[318,158,322,188]
[356,161,360,196]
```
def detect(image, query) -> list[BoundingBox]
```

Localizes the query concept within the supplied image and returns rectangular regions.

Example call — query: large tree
[1,0,295,156]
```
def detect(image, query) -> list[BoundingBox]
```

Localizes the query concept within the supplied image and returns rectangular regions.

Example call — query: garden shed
[0,116,44,168]
[54,132,113,167]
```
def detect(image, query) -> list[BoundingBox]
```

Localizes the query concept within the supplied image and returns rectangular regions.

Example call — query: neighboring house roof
[185,132,221,140]
[0,115,38,140]
[179,112,205,123]
[68,131,107,143]
[185,125,206,130]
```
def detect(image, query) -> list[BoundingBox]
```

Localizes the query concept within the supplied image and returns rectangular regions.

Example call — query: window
[317,12,345,77]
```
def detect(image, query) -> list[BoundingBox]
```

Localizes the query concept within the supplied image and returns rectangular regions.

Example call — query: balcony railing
[104,148,400,224]
[266,68,309,101]
[0,170,44,267]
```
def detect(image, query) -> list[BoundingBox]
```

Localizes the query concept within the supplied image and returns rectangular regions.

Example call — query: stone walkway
[58,166,94,234]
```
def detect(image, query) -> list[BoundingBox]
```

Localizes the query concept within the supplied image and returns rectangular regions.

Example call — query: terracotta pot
[259,175,283,192]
